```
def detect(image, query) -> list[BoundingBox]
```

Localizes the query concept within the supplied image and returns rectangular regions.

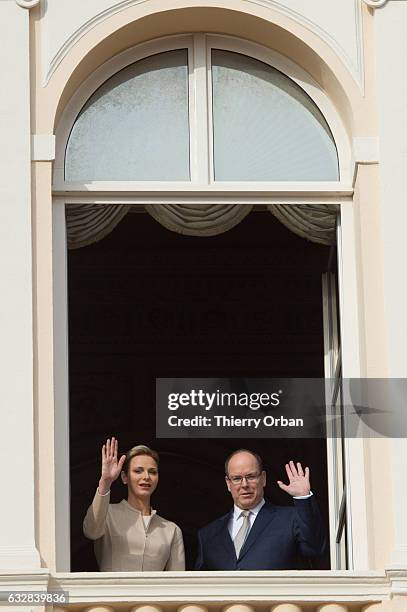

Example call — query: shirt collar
[121,499,157,516]
[233,497,265,520]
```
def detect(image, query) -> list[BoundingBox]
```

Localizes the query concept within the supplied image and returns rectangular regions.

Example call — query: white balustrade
[316,605,348,612]
[130,606,163,612]
[223,605,255,612]
[271,605,303,612]
[178,606,208,612]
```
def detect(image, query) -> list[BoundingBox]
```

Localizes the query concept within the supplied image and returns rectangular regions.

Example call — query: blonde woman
[84,437,185,571]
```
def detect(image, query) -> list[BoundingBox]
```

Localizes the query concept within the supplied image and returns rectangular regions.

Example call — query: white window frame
[52,33,368,572]
[54,33,352,193]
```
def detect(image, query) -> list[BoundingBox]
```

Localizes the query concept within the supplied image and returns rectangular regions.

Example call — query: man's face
[225,451,266,510]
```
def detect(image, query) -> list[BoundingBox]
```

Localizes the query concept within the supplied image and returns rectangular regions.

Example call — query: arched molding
[54,34,351,186]
[44,2,365,142]
[15,0,40,8]
[362,0,388,8]
[45,0,364,88]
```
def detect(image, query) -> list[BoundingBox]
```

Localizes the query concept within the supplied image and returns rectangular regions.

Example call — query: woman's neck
[127,493,151,515]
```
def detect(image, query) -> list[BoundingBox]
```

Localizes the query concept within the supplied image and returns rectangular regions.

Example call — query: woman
[83,437,185,571]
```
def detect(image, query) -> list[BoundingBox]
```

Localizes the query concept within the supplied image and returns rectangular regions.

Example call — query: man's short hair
[122,444,159,474]
[224,449,264,476]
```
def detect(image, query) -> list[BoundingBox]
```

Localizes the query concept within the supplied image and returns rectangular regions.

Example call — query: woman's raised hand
[98,437,126,495]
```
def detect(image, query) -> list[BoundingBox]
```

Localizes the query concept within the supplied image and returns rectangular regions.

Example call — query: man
[195,449,326,570]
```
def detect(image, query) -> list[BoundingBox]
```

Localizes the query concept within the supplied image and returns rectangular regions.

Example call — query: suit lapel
[238,502,275,561]
[216,512,236,560]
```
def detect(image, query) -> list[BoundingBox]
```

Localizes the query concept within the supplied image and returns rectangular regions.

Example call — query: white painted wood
[53,32,360,577]
[47,569,389,602]
[53,181,353,194]
[336,209,369,571]
[0,0,40,570]
[55,34,351,189]
[206,35,215,184]
[322,272,344,570]
[54,35,194,184]
[52,201,71,572]
[205,35,352,184]
[336,209,362,384]
[191,34,210,183]
[53,193,365,574]
[3,568,407,604]
[56,195,351,208]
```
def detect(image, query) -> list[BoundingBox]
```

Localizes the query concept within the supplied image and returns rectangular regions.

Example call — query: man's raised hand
[98,437,126,495]
[277,461,311,497]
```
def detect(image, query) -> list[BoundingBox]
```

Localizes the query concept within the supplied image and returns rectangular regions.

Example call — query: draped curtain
[266,203,339,246]
[66,203,338,249]
[66,204,129,250]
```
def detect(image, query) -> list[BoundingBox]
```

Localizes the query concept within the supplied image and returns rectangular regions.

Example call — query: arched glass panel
[211,50,339,181]
[65,50,190,181]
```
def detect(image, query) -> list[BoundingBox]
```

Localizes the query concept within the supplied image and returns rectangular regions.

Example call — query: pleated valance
[66,203,338,250]
[145,204,253,236]
[66,204,129,250]
[267,203,339,246]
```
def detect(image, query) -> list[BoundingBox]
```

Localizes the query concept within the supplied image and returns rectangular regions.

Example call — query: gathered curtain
[66,203,129,250]
[266,203,339,246]
[66,203,338,249]
[145,203,253,236]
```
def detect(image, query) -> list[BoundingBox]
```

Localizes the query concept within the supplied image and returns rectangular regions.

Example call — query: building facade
[1,0,407,610]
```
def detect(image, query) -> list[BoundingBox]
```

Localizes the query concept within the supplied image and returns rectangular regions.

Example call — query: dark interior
[68,209,332,570]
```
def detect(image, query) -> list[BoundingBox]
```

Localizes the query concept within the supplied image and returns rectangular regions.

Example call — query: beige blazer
[83,489,185,571]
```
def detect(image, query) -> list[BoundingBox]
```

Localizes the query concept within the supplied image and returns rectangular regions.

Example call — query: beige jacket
[83,489,185,571]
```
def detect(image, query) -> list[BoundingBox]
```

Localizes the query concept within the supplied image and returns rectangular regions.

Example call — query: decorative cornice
[43,0,365,91]
[48,570,389,604]
[15,0,40,9]
[362,0,389,8]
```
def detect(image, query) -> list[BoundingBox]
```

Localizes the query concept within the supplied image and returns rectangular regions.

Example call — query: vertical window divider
[191,34,210,184]
[206,40,215,184]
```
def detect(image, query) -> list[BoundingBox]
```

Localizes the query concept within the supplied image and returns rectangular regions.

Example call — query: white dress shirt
[228,493,313,541]
[228,498,265,540]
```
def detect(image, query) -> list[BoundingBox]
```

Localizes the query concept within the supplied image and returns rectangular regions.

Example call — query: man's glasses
[226,472,261,485]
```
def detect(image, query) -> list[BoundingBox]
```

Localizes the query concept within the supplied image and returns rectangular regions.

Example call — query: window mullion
[191,34,210,184]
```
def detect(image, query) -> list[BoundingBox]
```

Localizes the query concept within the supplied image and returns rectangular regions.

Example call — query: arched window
[65,50,190,181]
[54,35,360,574]
[210,50,338,181]
[59,35,345,188]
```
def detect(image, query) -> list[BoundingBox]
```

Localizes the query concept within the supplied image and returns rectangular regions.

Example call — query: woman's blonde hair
[122,445,159,474]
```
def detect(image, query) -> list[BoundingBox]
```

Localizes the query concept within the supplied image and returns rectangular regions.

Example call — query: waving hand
[277,461,311,497]
[98,437,126,495]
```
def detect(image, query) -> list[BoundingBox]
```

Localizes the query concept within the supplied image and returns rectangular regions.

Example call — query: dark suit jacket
[195,497,326,570]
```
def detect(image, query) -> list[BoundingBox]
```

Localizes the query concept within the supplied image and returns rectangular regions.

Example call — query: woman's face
[122,455,159,499]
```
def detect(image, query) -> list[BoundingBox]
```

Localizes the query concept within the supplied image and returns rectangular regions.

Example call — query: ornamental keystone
[15,0,40,8]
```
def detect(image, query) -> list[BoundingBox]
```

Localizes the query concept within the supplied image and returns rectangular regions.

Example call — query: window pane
[211,50,339,181]
[65,50,190,181]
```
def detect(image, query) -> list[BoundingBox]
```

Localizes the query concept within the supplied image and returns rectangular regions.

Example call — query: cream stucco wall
[31,0,398,572]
